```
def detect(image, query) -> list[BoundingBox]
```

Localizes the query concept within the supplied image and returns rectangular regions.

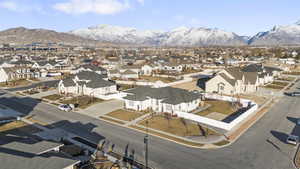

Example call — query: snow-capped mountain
[249,22,300,45]
[70,25,165,45]
[70,24,247,46]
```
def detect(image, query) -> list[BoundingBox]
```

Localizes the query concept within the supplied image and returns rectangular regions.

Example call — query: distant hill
[0,27,106,46]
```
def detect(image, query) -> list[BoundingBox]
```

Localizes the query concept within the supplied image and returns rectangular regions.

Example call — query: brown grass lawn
[60,96,104,109]
[263,84,285,90]
[0,79,31,87]
[196,100,237,116]
[131,125,204,147]
[276,77,295,82]
[271,81,289,86]
[117,84,137,91]
[42,94,63,101]
[283,71,300,75]
[139,115,218,137]
[139,76,177,83]
[106,109,145,121]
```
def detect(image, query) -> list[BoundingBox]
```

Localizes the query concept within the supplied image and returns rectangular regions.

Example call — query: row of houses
[205,64,282,95]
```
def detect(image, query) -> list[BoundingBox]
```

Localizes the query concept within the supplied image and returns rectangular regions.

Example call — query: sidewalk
[124,113,152,126]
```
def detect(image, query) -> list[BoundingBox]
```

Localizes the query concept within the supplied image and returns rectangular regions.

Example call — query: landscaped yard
[276,76,295,82]
[0,79,31,87]
[196,100,237,116]
[106,109,145,121]
[117,84,137,91]
[60,96,104,109]
[139,75,177,83]
[263,80,290,90]
[42,94,63,101]
[283,71,300,75]
[23,89,39,95]
[138,115,219,137]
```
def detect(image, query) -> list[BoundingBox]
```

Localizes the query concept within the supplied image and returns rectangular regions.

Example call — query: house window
[166,104,172,111]
[128,100,134,107]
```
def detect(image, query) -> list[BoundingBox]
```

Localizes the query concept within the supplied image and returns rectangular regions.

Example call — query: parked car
[290,92,300,97]
[286,135,299,145]
[58,104,72,112]
[297,119,300,125]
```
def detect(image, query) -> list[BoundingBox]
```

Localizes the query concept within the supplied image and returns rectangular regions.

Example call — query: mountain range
[1,21,300,46]
[0,27,107,46]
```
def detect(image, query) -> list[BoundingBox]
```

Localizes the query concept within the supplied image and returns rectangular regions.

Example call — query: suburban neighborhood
[2,1,300,168]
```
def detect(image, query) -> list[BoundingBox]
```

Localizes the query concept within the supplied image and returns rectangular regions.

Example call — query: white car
[286,135,299,145]
[58,104,72,112]
[297,119,300,125]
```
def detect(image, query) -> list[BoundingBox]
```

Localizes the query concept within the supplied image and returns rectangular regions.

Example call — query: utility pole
[144,120,149,169]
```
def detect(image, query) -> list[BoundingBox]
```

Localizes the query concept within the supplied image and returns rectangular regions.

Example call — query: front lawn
[283,71,300,75]
[106,109,145,121]
[42,94,63,101]
[0,79,31,87]
[139,115,218,137]
[196,100,237,116]
[60,96,104,109]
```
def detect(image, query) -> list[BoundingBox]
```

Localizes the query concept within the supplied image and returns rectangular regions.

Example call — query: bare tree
[197,123,207,137]
[180,118,189,134]
[164,113,172,128]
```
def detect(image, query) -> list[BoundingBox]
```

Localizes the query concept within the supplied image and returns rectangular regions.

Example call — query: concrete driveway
[77,99,124,118]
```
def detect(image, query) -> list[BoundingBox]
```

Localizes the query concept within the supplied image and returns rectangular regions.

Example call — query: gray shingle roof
[0,134,78,169]
[124,86,200,105]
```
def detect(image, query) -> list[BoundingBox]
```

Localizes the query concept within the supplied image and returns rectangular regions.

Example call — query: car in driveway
[58,104,72,112]
[286,135,299,145]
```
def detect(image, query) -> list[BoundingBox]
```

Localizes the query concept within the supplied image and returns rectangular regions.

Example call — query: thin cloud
[0,1,19,11]
[0,0,44,13]
[136,0,144,5]
[53,0,131,15]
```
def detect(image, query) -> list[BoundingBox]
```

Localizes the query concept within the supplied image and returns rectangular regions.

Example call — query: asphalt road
[1,86,300,169]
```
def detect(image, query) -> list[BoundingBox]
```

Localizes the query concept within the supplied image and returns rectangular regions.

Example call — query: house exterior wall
[205,75,235,95]
[121,73,139,79]
[0,68,9,82]
[124,96,201,114]
[141,65,153,75]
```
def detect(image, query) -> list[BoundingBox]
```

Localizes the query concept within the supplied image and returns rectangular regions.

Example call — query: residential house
[206,67,259,95]
[0,67,36,82]
[32,60,61,70]
[72,64,107,75]
[121,69,139,79]
[160,63,183,72]
[205,64,282,95]
[58,71,117,98]
[141,65,155,76]
[123,86,201,115]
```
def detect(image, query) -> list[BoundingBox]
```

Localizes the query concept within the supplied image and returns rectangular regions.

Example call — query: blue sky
[0,0,299,36]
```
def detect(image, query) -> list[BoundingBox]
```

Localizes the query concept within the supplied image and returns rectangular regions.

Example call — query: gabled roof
[79,64,106,72]
[0,134,78,169]
[124,86,200,105]
[122,69,137,75]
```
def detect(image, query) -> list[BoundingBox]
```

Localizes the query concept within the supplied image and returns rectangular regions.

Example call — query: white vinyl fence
[175,94,258,131]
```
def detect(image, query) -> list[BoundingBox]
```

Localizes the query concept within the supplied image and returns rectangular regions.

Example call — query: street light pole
[144,120,149,169]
